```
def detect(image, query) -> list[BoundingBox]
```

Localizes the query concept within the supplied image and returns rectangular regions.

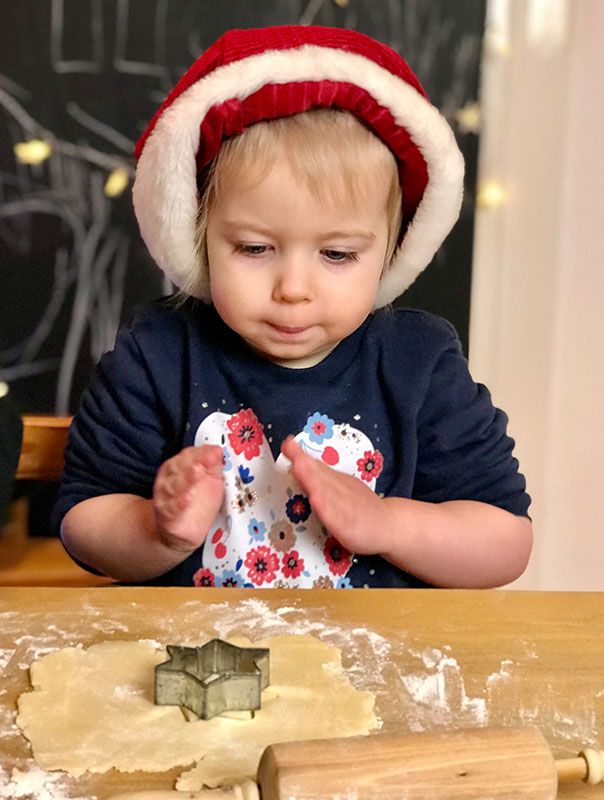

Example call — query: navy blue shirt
[56,299,530,588]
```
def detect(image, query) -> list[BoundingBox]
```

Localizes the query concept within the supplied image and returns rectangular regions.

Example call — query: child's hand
[281,436,393,557]
[153,445,224,552]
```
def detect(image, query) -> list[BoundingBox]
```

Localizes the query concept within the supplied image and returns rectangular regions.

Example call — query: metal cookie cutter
[154,638,270,720]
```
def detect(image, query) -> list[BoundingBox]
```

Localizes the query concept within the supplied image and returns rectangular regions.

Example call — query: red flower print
[193,568,215,587]
[356,449,384,482]
[282,550,305,580]
[245,545,279,586]
[227,409,263,460]
[323,536,352,576]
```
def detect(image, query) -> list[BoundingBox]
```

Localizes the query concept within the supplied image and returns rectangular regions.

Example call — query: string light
[486,27,512,56]
[104,167,129,197]
[476,179,508,209]
[14,139,52,165]
[485,0,512,56]
[456,102,482,135]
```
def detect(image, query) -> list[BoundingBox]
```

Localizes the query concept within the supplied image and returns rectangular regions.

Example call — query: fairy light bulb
[477,179,508,209]
[104,167,129,197]
[14,139,52,165]
[456,102,482,135]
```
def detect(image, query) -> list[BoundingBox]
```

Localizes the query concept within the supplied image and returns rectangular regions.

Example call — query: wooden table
[1,588,603,799]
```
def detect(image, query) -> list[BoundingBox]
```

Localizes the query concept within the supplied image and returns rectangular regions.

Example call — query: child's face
[206,156,390,368]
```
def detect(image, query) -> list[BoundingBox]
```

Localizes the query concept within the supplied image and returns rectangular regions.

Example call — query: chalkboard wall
[1,0,485,415]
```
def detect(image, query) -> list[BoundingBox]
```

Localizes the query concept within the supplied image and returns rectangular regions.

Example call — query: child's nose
[272,257,313,304]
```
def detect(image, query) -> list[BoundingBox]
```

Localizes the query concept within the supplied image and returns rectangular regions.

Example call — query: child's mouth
[268,323,309,336]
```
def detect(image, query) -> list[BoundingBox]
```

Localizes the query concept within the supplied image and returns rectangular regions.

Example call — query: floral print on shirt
[193,409,383,589]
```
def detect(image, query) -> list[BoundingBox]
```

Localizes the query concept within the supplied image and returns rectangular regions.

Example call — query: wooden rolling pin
[108,727,604,800]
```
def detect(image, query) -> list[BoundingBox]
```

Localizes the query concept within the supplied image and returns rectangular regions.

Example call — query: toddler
[57,26,532,588]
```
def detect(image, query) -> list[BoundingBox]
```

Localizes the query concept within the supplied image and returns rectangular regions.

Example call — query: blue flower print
[222,447,232,472]
[248,518,267,543]
[336,576,353,589]
[285,494,311,523]
[218,569,246,588]
[304,412,334,444]
[238,465,254,484]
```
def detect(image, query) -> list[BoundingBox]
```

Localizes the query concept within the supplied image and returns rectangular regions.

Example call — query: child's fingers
[180,445,221,471]
[158,467,191,500]
[281,436,322,472]
[195,444,224,475]
[280,435,300,461]
[283,439,328,482]
[159,446,222,487]
[281,437,337,516]
[152,445,225,551]
[282,436,388,554]
[162,491,192,521]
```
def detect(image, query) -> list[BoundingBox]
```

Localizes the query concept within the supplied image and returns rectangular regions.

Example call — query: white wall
[469,0,604,589]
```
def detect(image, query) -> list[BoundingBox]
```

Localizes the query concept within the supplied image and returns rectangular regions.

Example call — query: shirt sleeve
[413,328,531,517]
[53,314,182,531]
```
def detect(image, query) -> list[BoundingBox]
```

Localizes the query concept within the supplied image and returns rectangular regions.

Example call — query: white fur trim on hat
[133,45,464,308]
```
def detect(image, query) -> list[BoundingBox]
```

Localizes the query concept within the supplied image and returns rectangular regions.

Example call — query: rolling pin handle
[556,749,604,786]
[579,748,604,785]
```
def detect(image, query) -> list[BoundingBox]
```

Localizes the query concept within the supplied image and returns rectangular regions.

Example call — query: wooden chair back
[16,415,73,481]
[0,414,114,586]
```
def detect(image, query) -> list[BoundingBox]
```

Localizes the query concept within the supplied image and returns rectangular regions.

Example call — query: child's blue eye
[322,249,359,263]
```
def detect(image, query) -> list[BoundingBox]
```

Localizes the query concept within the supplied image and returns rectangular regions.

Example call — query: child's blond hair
[187,109,402,300]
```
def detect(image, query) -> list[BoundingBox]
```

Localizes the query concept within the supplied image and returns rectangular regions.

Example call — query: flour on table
[395,648,488,730]
[16,634,377,788]
[0,764,95,800]
[91,618,130,634]
[391,647,601,749]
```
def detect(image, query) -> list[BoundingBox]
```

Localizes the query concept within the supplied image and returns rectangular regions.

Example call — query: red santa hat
[133,25,464,308]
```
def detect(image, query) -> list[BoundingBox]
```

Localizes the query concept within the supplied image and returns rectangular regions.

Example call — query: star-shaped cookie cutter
[154,638,270,720]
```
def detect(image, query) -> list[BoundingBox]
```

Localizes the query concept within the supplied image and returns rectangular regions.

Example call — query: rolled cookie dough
[17,634,377,787]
